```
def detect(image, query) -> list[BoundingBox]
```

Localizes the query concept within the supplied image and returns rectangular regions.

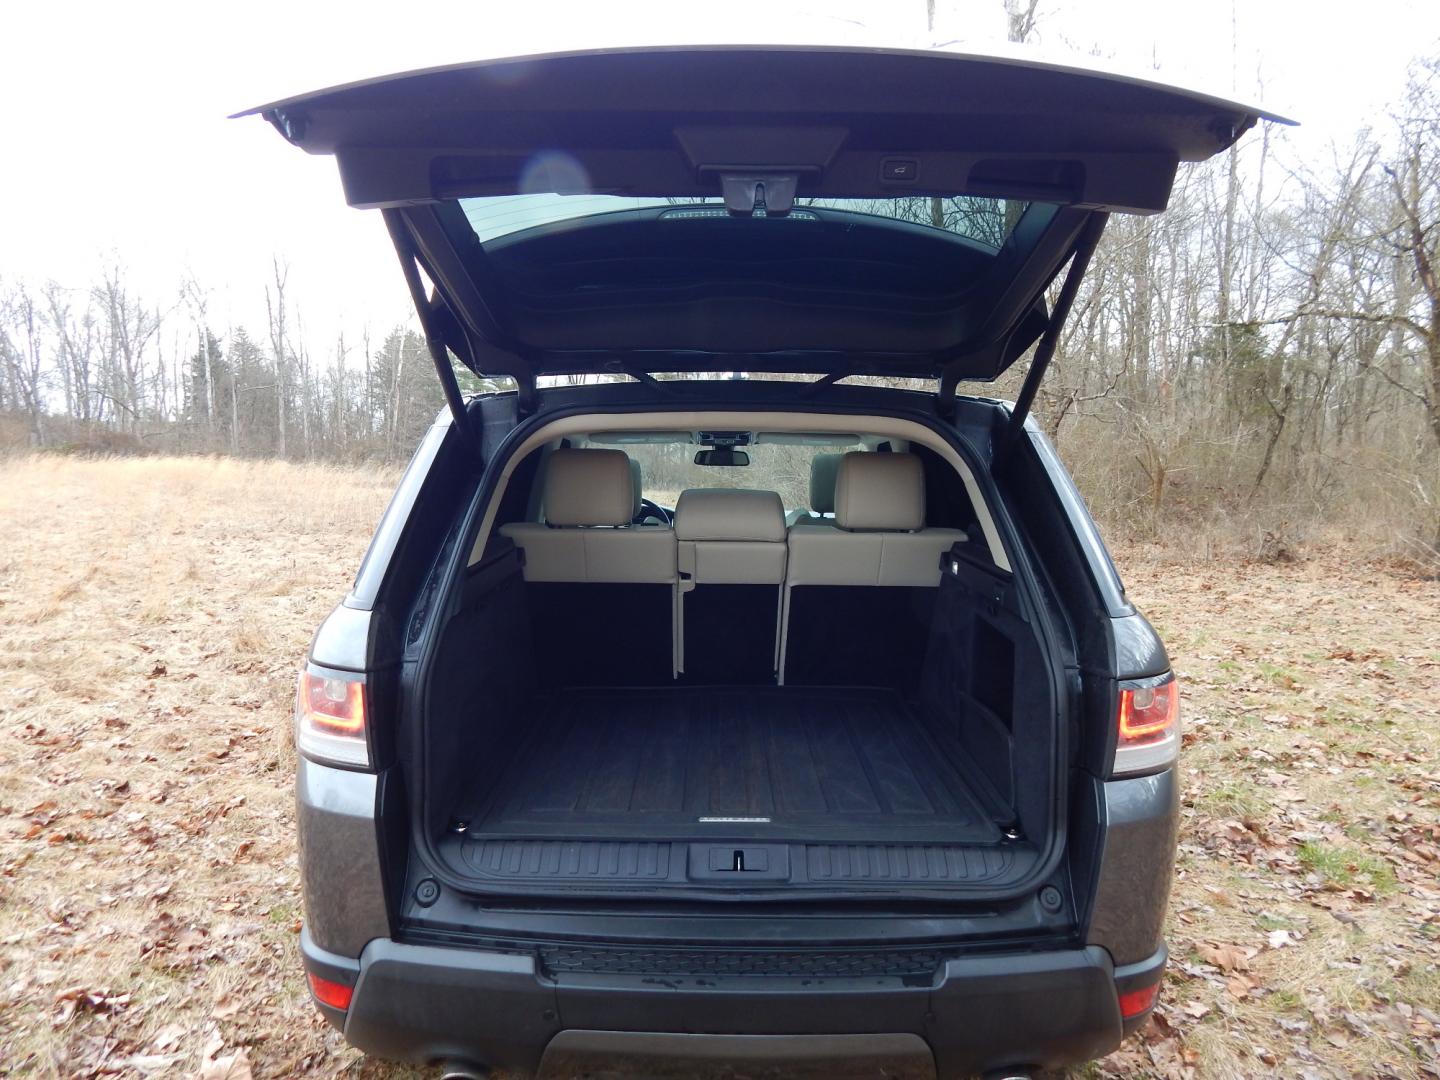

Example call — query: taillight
[307,971,354,1011]
[296,668,370,768]
[1118,982,1159,1019]
[1112,674,1180,777]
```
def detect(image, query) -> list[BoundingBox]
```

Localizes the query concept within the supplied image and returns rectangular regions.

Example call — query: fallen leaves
[201,1029,255,1080]
[52,985,131,1027]
[1225,973,1260,1000]
[0,458,393,1077]
[149,1022,186,1050]
[200,1051,255,1080]
[1196,942,1251,973]
[114,1051,187,1074]
[1099,545,1440,1078]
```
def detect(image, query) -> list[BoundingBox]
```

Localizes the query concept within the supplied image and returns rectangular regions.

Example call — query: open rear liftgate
[236,48,1284,441]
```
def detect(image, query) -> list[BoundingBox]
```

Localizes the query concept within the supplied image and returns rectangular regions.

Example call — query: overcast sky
[3,0,1437,364]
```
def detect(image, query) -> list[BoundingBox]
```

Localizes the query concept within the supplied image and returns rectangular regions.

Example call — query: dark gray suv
[247,45,1281,1079]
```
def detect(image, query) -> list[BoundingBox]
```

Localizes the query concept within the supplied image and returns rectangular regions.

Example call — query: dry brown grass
[0,455,398,1077]
[1084,544,1440,1079]
[0,456,1436,1078]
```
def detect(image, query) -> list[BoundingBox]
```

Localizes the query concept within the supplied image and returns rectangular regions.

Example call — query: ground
[0,455,1436,1079]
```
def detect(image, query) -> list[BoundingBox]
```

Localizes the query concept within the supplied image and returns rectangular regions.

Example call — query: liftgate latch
[710,846,770,872]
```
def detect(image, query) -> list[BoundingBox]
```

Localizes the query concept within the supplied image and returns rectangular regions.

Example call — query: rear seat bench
[780,452,967,686]
[501,448,678,686]
[497,448,967,691]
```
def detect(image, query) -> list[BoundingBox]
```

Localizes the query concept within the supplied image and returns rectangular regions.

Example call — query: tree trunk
[267,259,289,459]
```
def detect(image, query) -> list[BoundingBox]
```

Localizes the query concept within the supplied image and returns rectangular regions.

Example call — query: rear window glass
[460,193,1033,249]
[605,439,852,512]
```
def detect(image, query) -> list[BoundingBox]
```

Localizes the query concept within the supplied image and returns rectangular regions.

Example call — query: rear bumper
[301,931,1165,1077]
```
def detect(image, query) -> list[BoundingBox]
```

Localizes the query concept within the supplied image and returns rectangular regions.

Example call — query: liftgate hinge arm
[996,212,1110,470]
[383,209,482,458]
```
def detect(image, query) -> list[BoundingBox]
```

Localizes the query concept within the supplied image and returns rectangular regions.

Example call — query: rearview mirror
[694,449,750,467]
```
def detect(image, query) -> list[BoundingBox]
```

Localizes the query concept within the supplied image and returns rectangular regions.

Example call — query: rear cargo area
[434,685,1020,890]
[458,686,1000,842]
[418,526,1060,898]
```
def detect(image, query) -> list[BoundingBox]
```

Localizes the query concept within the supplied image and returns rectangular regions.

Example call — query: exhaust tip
[439,1064,488,1080]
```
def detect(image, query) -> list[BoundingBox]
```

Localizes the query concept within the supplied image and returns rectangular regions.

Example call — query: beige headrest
[809,453,843,514]
[543,448,635,526]
[834,452,925,531]
[674,488,786,542]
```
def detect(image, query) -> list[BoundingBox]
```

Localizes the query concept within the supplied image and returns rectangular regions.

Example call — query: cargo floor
[455,686,1004,845]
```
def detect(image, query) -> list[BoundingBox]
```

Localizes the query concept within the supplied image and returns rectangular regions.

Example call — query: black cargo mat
[456,687,1003,845]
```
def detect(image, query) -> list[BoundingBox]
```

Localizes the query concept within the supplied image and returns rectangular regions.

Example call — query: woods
[0,264,468,464]
[1,55,1437,558]
[1024,54,1440,558]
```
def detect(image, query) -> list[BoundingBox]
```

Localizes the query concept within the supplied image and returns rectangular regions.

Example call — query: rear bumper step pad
[315,936,1160,1076]
[459,837,1015,887]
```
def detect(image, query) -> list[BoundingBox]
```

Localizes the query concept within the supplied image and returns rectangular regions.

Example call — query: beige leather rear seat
[675,488,787,584]
[500,448,676,584]
[674,488,787,681]
[785,452,966,586]
[780,452,967,683]
[500,448,679,683]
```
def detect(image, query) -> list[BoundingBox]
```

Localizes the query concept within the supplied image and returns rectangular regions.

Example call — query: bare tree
[265,258,290,458]
[1380,60,1440,449]
[43,282,98,423]
[94,264,160,432]
[182,274,215,436]
[0,283,48,444]
[1004,0,1041,43]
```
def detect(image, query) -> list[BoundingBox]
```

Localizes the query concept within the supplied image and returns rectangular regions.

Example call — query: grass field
[0,455,1436,1079]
